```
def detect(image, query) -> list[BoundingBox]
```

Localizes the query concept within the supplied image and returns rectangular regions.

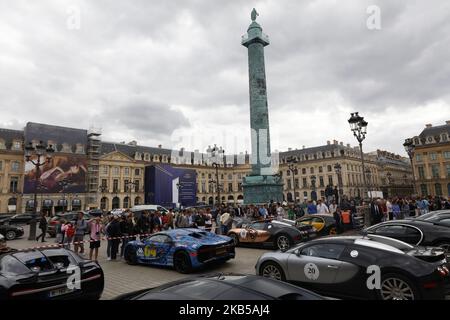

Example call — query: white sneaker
[107,257,111,261]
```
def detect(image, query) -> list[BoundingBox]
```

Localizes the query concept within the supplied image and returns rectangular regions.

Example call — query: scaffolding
[87,127,102,208]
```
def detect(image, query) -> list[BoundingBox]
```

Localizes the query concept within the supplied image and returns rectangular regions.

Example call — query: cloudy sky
[1,0,450,156]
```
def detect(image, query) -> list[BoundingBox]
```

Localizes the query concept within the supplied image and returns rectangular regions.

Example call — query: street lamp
[334,163,343,204]
[24,141,55,240]
[125,181,138,209]
[348,112,369,200]
[365,168,373,200]
[310,175,317,201]
[286,157,298,203]
[210,145,224,207]
[403,138,417,195]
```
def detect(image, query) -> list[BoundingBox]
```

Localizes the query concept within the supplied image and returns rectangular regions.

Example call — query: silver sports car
[255,234,450,300]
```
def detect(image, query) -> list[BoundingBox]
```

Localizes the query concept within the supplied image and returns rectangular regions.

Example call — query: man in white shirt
[317,199,330,214]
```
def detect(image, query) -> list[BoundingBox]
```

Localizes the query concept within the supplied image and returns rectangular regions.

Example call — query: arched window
[112,197,120,209]
[134,197,142,206]
[208,197,214,205]
[435,183,443,196]
[100,197,108,210]
[123,197,130,209]
[287,193,293,202]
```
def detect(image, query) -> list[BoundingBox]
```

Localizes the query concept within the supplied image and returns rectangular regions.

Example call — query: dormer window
[75,143,84,154]
[12,140,22,150]
[62,143,72,153]
[0,139,6,150]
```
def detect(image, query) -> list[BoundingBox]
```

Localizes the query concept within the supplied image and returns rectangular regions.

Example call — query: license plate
[48,287,74,298]
[216,248,227,255]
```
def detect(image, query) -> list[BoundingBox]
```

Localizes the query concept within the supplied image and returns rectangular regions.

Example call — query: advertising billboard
[23,123,88,194]
[145,164,197,208]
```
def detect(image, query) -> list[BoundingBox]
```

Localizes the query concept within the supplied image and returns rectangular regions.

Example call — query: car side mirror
[295,249,302,257]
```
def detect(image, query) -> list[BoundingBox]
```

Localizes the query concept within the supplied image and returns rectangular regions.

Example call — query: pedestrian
[55,219,65,245]
[73,212,88,256]
[307,201,317,214]
[105,215,113,260]
[61,221,75,250]
[108,214,122,260]
[89,215,103,262]
[329,201,338,215]
[392,200,401,220]
[276,203,285,221]
[36,213,48,242]
[220,211,231,235]
[120,213,135,258]
[216,211,222,235]
[204,211,213,232]
[317,199,329,214]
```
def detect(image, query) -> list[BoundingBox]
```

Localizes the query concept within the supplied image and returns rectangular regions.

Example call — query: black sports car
[365,218,450,259]
[227,220,308,251]
[296,214,338,236]
[115,273,327,300]
[256,235,450,300]
[0,224,24,240]
[0,248,104,300]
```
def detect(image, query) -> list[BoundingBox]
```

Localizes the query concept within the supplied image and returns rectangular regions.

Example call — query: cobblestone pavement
[8,226,270,300]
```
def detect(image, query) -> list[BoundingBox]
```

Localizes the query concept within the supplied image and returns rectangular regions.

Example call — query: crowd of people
[30,193,449,263]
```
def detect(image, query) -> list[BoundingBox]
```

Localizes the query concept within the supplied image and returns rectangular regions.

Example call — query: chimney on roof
[302,145,305,149]
[340,142,344,146]
[288,148,292,151]
[128,140,137,146]
[446,120,450,125]
[333,140,338,145]
[158,144,162,148]
[327,140,331,145]
[425,124,432,128]
[346,144,350,148]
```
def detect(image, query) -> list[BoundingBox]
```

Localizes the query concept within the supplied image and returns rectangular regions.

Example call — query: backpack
[66,225,75,238]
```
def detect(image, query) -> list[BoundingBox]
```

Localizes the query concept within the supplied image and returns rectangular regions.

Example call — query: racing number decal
[144,245,157,257]
[304,263,320,280]
[240,229,248,239]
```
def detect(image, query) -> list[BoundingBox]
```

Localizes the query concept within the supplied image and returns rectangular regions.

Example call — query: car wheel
[436,242,450,260]
[378,274,418,300]
[124,247,138,265]
[173,251,192,274]
[329,227,337,235]
[260,261,286,281]
[229,233,239,246]
[5,230,16,240]
[275,234,291,252]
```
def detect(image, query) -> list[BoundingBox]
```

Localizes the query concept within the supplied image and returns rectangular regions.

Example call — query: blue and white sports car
[123,229,235,273]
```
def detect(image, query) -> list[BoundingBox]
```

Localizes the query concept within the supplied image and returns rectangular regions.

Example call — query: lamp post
[24,141,54,240]
[125,181,138,209]
[386,172,392,198]
[348,112,369,200]
[210,145,224,207]
[310,175,317,201]
[286,157,298,203]
[334,163,343,204]
[403,138,417,195]
[365,168,373,200]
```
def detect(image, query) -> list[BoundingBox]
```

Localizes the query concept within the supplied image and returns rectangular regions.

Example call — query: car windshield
[12,251,54,273]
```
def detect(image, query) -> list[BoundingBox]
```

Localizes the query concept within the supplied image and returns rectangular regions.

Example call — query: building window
[302,178,307,188]
[327,165,332,172]
[124,167,130,176]
[431,165,440,178]
[12,140,21,150]
[135,168,140,176]
[416,154,422,162]
[319,167,323,173]
[430,153,437,161]
[102,166,108,175]
[294,178,299,188]
[287,180,292,189]
[228,174,232,180]
[124,179,129,192]
[302,168,306,175]
[0,139,5,150]
[287,170,290,176]
[101,179,108,188]
[134,180,140,192]
[310,167,314,174]
[435,183,443,196]
[420,184,428,196]
[328,176,333,186]
[201,182,206,193]
[112,167,120,176]
[9,177,19,193]
[10,161,20,173]
[228,183,233,192]
[238,173,242,179]
[446,164,450,178]
[238,183,243,192]
[202,173,205,178]
[0,160,2,171]
[418,166,425,179]
[319,176,324,187]
[113,179,119,193]
[444,151,450,159]
[208,174,212,179]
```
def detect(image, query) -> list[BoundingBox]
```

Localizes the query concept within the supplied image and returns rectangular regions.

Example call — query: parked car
[124,228,235,273]
[1,214,39,225]
[227,219,306,251]
[0,247,104,300]
[256,234,449,300]
[47,212,92,237]
[115,273,328,300]
[296,214,338,236]
[365,218,450,259]
[0,224,24,240]
[129,205,169,220]
[0,214,14,224]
